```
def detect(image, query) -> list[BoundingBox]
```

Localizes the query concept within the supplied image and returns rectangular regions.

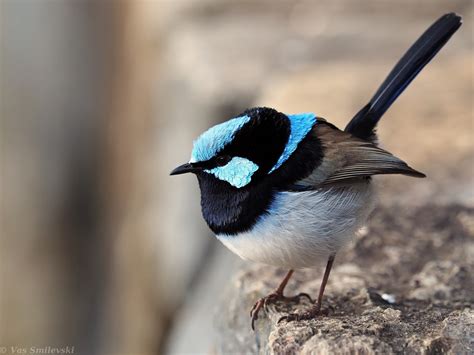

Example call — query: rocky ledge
[214,205,474,354]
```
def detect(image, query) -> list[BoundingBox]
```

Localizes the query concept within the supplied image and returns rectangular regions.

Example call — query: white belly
[217,182,375,269]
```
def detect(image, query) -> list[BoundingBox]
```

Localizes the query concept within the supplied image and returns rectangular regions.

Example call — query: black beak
[170,163,201,176]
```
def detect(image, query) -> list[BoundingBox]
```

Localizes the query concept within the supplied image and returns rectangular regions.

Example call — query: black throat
[196,172,274,235]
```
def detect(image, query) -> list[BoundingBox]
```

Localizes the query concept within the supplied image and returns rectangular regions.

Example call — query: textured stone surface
[214,205,474,354]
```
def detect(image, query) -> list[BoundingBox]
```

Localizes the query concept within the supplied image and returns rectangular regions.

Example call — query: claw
[263,293,278,311]
[250,293,278,330]
[296,292,314,303]
[286,292,314,303]
[249,291,313,330]
[250,298,265,330]
[278,313,301,324]
[278,309,321,325]
[250,301,258,317]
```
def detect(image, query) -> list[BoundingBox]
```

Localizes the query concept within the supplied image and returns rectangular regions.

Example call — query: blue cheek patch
[205,157,259,188]
[269,112,317,173]
[191,115,251,163]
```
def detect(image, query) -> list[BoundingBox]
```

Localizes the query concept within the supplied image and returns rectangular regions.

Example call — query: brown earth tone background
[1,1,472,354]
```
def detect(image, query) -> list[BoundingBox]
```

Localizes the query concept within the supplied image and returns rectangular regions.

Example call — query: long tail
[345,13,462,141]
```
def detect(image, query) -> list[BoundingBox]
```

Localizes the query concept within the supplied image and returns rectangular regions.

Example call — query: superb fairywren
[171,13,462,329]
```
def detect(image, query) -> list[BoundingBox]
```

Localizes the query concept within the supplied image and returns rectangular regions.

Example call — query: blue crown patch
[190,115,251,163]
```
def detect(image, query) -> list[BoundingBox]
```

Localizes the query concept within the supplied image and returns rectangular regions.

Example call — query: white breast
[217,181,375,269]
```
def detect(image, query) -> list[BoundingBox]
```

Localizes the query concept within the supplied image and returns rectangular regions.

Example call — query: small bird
[171,13,462,329]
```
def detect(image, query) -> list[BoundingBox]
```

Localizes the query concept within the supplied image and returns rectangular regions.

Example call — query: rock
[214,205,474,354]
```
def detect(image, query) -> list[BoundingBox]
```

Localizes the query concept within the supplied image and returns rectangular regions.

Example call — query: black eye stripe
[216,155,231,166]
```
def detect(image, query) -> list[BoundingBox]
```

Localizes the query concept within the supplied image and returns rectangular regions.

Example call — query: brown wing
[297,122,425,188]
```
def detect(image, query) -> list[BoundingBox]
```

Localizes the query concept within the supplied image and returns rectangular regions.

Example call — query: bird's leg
[279,254,336,324]
[250,269,313,330]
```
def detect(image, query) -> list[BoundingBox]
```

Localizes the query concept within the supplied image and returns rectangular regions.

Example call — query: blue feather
[206,157,259,188]
[191,115,251,162]
[269,113,317,173]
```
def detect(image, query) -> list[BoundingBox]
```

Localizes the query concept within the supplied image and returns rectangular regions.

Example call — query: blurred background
[1,1,472,354]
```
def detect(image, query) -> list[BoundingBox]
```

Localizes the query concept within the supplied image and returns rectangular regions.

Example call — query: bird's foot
[278,306,328,324]
[250,292,313,330]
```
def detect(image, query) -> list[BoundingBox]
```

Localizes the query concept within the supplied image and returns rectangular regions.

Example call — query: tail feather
[345,13,462,140]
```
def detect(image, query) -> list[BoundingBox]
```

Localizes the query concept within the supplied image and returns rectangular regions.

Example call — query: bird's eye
[216,155,231,167]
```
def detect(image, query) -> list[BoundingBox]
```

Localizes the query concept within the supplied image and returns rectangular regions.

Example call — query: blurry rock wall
[2,1,113,352]
[0,1,472,355]
[1,1,163,354]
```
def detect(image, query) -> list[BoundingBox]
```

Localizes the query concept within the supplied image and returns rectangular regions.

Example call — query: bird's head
[170,107,318,189]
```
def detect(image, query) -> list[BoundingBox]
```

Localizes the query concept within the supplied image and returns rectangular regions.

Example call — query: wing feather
[294,123,425,189]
